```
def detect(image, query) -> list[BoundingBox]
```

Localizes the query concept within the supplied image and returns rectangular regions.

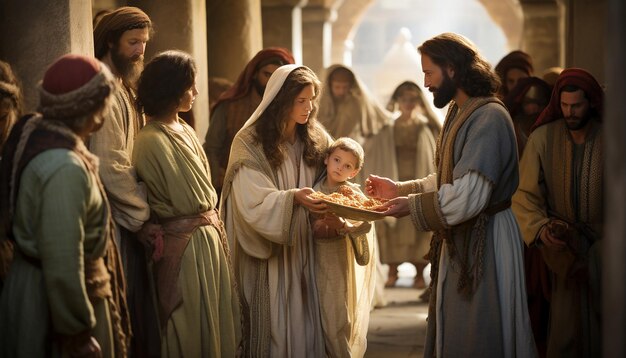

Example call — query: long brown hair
[254,66,327,169]
[418,33,500,98]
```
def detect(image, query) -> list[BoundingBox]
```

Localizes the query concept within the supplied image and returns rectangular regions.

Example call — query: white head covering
[239,64,301,132]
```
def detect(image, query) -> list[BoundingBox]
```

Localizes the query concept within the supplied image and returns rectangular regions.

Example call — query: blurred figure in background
[204,47,294,196]
[495,50,534,100]
[208,77,233,109]
[504,76,552,155]
[542,67,563,87]
[380,81,439,291]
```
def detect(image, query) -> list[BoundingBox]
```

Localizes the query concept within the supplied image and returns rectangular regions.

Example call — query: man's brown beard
[111,45,143,89]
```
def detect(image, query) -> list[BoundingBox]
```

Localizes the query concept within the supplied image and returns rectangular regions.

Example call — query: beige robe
[376,114,437,264]
[221,126,328,357]
[312,180,376,357]
[88,83,149,233]
[133,119,241,358]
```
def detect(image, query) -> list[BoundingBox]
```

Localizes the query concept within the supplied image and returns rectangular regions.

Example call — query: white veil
[238,64,302,132]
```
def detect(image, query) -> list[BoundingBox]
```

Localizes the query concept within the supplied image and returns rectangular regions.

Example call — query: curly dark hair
[418,33,500,98]
[136,50,196,118]
[254,66,327,169]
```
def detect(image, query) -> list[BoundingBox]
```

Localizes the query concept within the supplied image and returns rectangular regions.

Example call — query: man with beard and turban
[495,50,534,100]
[513,68,604,358]
[365,33,537,358]
[203,47,294,196]
[0,54,130,358]
[92,6,160,357]
[504,76,552,155]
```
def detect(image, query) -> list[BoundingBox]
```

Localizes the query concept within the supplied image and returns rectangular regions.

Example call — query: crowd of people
[0,5,604,358]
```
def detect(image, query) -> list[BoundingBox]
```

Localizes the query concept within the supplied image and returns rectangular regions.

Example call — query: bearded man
[203,47,294,196]
[513,68,604,358]
[366,33,537,357]
[91,7,159,357]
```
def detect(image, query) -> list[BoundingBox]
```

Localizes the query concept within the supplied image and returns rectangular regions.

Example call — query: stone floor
[365,264,429,358]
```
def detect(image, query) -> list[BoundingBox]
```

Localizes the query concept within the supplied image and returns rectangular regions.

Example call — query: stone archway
[331,0,524,65]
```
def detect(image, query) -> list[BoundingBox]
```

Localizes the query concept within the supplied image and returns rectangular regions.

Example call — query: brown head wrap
[93,6,151,60]
[532,68,604,131]
[495,50,533,80]
[213,47,295,110]
[495,50,533,96]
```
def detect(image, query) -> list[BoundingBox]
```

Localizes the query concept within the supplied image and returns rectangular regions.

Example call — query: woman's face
[289,84,315,126]
[397,88,421,115]
[178,80,198,113]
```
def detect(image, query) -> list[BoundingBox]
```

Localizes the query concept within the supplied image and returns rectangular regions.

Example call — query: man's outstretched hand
[365,174,398,200]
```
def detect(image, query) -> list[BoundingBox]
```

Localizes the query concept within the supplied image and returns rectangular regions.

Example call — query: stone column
[302,5,336,75]
[129,0,210,140]
[0,0,93,112]
[560,0,607,84]
[261,0,308,64]
[207,0,263,82]
[519,0,562,75]
[605,0,626,356]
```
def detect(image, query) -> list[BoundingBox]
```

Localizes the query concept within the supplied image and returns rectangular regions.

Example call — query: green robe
[0,149,114,357]
[133,119,241,358]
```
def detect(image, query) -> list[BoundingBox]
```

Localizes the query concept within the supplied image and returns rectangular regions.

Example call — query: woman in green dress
[133,50,241,357]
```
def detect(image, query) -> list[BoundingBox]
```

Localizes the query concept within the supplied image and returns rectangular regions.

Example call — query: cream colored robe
[133,119,241,358]
[88,83,149,234]
[221,126,328,357]
[312,180,376,357]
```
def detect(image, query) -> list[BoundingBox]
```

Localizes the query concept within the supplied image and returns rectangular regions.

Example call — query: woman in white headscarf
[220,65,330,357]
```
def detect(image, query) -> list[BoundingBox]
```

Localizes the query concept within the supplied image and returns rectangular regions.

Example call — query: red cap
[42,54,101,95]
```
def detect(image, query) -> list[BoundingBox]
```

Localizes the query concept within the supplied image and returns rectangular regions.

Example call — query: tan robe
[312,180,376,357]
[133,119,241,358]
[88,83,149,233]
[513,119,602,358]
[221,126,328,357]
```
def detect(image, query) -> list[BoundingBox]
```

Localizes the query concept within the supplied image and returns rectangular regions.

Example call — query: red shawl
[532,68,604,131]
[212,47,294,111]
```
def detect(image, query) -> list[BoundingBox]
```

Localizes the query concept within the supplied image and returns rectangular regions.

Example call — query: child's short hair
[327,137,365,170]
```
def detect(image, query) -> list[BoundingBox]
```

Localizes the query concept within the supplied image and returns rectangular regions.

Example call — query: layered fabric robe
[513,119,602,358]
[398,98,537,357]
[221,126,328,357]
[312,180,376,357]
[0,117,129,358]
[132,119,241,358]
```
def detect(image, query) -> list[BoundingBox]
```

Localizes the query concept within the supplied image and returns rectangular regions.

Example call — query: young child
[312,137,377,357]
